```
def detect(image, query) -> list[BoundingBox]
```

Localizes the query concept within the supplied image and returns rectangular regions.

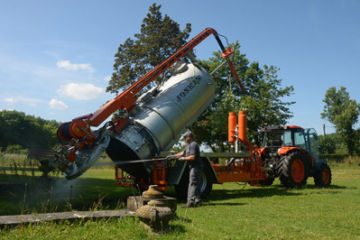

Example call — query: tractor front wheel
[314,164,332,187]
[279,152,309,188]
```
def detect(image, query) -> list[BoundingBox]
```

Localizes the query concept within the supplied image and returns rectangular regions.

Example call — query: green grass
[1,162,360,239]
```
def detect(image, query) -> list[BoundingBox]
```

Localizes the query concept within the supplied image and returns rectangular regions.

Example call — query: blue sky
[0,0,359,134]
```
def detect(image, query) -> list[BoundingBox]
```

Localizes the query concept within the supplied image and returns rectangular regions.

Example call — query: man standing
[173,130,203,207]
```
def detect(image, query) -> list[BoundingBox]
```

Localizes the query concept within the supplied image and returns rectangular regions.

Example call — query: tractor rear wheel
[279,152,309,188]
[314,164,332,187]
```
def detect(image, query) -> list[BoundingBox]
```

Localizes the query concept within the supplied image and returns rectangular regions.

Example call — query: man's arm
[179,155,195,161]
[167,151,184,159]
[167,151,194,161]
[179,142,198,161]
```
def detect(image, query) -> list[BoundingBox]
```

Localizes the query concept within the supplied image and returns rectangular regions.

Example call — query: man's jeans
[187,165,203,205]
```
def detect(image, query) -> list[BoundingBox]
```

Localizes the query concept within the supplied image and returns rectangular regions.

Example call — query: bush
[319,153,349,162]
[319,136,337,154]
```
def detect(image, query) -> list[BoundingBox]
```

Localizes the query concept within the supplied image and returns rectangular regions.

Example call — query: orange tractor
[168,111,332,199]
[254,124,332,188]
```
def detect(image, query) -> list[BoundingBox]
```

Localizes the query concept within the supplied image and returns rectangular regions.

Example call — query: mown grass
[1,161,360,239]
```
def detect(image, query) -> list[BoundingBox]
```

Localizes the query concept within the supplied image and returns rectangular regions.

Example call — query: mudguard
[167,157,219,185]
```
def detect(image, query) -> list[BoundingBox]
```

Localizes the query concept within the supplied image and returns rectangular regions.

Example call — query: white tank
[137,63,215,150]
[106,63,215,175]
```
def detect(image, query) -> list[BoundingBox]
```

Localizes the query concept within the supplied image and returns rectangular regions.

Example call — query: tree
[356,129,360,155]
[321,87,360,155]
[0,110,59,150]
[318,135,337,154]
[193,43,295,149]
[106,3,191,93]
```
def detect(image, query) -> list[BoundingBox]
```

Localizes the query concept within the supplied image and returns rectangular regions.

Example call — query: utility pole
[323,124,326,136]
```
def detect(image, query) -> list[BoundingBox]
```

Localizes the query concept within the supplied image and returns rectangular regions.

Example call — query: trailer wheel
[199,170,213,197]
[174,167,212,200]
[279,152,309,188]
[314,164,332,187]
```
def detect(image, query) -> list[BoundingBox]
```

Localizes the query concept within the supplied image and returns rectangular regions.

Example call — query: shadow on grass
[206,183,350,202]
[166,223,186,234]
[203,202,247,206]
[306,184,350,190]
[208,186,300,201]
[174,215,192,223]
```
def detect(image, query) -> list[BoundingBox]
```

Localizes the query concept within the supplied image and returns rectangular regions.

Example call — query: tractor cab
[259,125,320,156]
[304,128,320,156]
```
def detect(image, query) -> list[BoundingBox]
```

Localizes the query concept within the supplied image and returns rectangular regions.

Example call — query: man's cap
[182,130,193,139]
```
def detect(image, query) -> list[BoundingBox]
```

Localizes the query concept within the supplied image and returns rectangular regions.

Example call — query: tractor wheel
[314,164,332,187]
[175,167,212,200]
[279,152,309,188]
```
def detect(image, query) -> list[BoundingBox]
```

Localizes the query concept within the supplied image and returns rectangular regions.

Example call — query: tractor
[256,125,332,188]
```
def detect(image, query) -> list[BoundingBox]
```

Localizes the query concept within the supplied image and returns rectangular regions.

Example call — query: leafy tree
[0,110,59,151]
[318,135,337,154]
[106,3,191,93]
[355,129,360,155]
[321,87,360,155]
[193,43,294,149]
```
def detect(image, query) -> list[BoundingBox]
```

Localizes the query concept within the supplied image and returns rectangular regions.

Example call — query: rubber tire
[314,164,332,187]
[174,167,213,200]
[174,169,189,200]
[279,152,309,188]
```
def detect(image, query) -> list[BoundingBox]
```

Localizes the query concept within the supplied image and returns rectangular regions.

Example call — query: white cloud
[58,82,103,100]
[56,60,94,72]
[49,98,68,110]
[2,97,41,107]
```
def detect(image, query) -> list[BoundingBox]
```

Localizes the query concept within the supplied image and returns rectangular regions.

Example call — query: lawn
[0,162,360,240]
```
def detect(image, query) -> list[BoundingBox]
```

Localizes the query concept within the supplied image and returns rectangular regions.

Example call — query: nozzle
[63,133,110,179]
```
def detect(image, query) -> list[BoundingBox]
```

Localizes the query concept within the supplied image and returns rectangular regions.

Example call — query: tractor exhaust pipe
[238,110,253,151]
[238,111,247,144]
[228,112,237,144]
[228,110,253,150]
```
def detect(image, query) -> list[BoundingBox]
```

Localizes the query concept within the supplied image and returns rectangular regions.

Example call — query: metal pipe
[95,157,170,166]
